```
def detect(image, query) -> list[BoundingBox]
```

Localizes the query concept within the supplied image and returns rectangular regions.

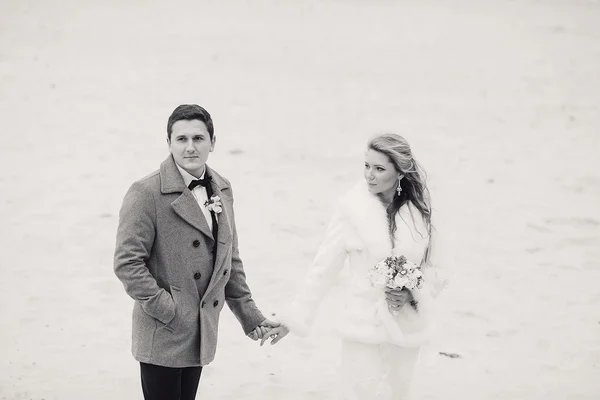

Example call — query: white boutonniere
[204,196,223,214]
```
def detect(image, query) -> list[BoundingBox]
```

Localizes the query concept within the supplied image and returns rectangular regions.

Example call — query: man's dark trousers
[140,362,203,400]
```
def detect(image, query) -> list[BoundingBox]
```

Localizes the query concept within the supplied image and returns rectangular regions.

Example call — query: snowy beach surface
[1,0,599,399]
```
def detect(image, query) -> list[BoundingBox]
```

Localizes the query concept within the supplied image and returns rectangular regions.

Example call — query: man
[114,104,276,400]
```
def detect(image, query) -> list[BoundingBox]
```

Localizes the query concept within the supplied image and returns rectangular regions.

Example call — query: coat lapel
[171,191,215,241]
[204,167,233,291]
[160,155,215,241]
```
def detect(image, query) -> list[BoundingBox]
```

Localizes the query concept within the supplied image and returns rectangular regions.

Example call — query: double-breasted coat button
[213,300,219,307]
[193,240,200,247]
[201,301,206,308]
[223,270,228,276]
[193,272,201,280]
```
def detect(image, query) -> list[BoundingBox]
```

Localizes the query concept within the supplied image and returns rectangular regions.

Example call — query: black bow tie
[188,176,212,191]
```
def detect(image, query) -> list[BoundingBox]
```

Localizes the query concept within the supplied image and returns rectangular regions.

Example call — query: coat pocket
[163,285,182,333]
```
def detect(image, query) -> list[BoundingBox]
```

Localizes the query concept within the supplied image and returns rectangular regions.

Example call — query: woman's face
[364,149,399,196]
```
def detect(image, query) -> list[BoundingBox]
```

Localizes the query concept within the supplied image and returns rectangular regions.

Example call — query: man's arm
[114,181,175,325]
[223,188,266,335]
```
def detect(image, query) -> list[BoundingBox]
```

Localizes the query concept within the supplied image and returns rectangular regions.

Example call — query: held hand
[259,325,270,338]
[247,319,280,341]
[247,326,269,341]
[259,318,280,329]
[247,328,260,341]
[385,287,413,311]
[260,325,290,346]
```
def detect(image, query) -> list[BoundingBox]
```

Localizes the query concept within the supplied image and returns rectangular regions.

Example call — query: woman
[265,133,448,399]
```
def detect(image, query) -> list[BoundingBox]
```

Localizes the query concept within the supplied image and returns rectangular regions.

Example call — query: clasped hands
[247,318,289,346]
[385,287,414,311]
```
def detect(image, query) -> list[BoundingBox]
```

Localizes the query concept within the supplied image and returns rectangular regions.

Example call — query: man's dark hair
[167,104,214,141]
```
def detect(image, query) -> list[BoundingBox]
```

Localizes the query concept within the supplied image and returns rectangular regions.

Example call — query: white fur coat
[278,181,447,347]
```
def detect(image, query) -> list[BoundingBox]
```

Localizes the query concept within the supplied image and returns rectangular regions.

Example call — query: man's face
[168,119,216,177]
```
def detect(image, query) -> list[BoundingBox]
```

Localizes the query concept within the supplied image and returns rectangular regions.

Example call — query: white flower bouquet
[368,255,423,312]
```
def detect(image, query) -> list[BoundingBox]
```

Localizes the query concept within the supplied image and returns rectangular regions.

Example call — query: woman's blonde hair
[367,133,432,261]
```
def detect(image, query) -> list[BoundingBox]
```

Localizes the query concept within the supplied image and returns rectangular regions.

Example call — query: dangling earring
[396,179,403,195]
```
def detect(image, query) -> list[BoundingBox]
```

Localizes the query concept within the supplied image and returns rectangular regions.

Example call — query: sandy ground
[1,0,599,399]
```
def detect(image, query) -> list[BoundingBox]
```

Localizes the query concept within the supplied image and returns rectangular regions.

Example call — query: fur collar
[338,181,429,264]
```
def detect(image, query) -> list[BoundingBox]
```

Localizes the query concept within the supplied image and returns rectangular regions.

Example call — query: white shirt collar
[175,164,206,188]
